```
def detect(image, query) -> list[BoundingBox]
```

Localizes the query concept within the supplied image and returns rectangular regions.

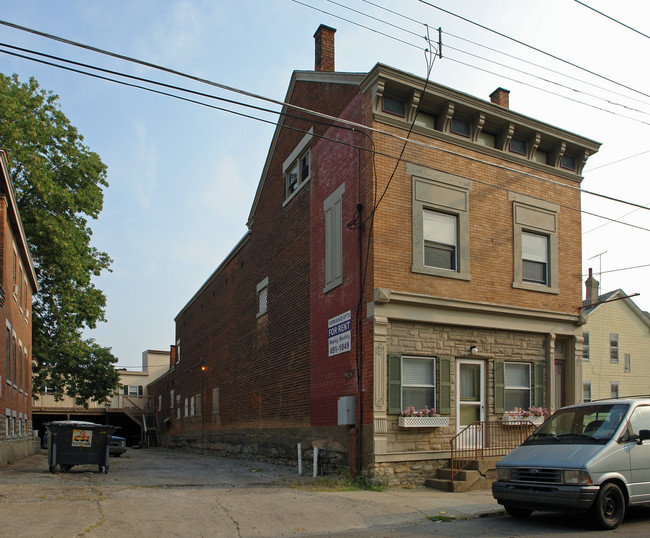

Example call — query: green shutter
[438,356,452,415]
[388,354,402,415]
[534,362,545,408]
[494,360,505,414]
[123,385,128,396]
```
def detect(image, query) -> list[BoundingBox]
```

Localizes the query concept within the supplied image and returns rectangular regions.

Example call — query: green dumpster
[46,421,117,474]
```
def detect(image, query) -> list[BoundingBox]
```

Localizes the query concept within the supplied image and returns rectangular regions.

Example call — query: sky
[0,1,648,369]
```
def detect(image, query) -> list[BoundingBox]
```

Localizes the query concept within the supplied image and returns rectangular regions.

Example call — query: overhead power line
[574,0,650,40]
[417,0,650,101]
[1,20,649,228]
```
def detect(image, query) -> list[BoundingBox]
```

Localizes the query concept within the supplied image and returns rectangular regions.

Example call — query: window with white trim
[324,184,345,292]
[283,129,313,201]
[583,332,590,361]
[510,192,559,293]
[410,165,472,281]
[190,396,195,416]
[184,397,189,417]
[610,334,619,363]
[610,382,619,399]
[625,353,631,372]
[522,232,548,285]
[195,393,202,416]
[257,277,268,317]
[583,381,592,403]
[423,209,458,271]
[505,362,531,410]
[401,356,436,411]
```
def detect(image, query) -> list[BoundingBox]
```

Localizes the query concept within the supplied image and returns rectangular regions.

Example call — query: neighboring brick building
[0,150,38,466]
[149,25,600,484]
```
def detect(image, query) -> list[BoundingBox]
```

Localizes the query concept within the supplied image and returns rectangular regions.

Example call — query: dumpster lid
[46,420,108,428]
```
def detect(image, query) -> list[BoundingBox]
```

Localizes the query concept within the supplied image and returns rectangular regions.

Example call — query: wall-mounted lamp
[470,346,478,355]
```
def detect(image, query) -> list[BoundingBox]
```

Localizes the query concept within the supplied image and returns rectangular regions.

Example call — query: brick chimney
[585,268,600,306]
[169,344,177,369]
[314,24,336,72]
[490,87,510,109]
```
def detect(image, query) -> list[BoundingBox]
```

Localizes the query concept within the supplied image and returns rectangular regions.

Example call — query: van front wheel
[591,483,625,530]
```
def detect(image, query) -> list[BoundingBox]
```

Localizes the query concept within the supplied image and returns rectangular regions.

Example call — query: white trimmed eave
[368,288,585,335]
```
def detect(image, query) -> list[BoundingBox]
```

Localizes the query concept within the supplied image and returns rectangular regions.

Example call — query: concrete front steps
[425,458,500,492]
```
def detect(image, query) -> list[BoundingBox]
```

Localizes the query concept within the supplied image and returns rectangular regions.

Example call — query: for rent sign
[328,311,351,357]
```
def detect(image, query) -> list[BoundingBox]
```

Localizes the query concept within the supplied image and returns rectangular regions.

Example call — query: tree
[0,73,120,405]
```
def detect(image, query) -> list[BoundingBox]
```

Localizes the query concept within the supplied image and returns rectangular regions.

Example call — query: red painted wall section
[310,92,367,427]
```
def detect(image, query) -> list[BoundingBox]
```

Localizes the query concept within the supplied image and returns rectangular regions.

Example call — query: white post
[297,443,302,475]
[313,447,318,478]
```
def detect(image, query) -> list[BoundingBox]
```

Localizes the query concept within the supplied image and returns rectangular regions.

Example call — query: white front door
[456,359,485,444]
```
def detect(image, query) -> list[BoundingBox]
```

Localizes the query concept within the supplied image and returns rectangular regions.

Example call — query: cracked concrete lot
[0,447,501,537]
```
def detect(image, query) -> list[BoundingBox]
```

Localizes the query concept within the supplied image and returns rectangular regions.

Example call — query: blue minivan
[493,399,650,530]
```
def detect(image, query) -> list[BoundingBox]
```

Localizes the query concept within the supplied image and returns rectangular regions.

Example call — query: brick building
[149,26,600,484]
[0,150,38,466]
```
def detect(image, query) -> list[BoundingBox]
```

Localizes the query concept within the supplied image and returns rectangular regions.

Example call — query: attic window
[509,137,527,155]
[450,118,471,138]
[560,154,576,171]
[382,96,405,117]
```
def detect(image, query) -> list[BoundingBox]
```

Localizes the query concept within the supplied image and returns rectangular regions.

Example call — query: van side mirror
[638,429,650,444]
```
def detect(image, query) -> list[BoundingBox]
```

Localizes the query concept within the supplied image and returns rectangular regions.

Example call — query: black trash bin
[46,421,117,474]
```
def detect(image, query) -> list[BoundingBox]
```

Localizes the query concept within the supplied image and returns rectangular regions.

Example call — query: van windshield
[524,403,629,445]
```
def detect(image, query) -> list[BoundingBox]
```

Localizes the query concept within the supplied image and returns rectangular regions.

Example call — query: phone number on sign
[329,340,351,355]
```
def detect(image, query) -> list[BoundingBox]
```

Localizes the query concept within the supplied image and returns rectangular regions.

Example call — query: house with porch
[148,25,600,485]
[32,349,169,446]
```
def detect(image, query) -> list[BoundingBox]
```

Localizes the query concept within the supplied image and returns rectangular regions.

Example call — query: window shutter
[438,356,452,415]
[138,385,143,396]
[388,354,401,414]
[123,385,128,396]
[494,360,505,414]
[534,362,545,408]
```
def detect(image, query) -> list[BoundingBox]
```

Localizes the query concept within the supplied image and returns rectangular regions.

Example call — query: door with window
[457,360,485,444]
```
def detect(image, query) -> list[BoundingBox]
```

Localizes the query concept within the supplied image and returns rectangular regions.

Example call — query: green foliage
[285,471,387,492]
[0,73,119,406]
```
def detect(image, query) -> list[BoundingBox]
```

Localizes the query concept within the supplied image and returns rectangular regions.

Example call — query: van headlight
[497,467,510,481]
[563,470,592,485]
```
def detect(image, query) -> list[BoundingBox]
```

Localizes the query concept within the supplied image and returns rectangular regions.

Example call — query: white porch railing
[32,393,147,412]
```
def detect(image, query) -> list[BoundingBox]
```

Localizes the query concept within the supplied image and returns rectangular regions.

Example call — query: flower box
[398,416,449,428]
[502,414,545,426]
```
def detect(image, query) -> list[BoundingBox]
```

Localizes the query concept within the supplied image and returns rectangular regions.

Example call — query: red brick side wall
[309,92,366,426]
[0,193,35,461]
[150,80,360,443]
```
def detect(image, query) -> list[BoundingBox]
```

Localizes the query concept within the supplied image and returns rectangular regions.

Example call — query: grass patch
[284,472,387,492]
[428,514,456,523]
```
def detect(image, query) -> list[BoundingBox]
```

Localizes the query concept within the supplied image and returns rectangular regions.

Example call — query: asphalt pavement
[0,447,504,537]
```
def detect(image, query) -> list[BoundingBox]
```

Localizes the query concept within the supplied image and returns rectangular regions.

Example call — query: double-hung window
[401,356,436,411]
[410,164,472,281]
[583,332,590,361]
[610,334,619,363]
[522,232,548,285]
[583,381,592,403]
[504,362,531,410]
[510,193,559,293]
[283,128,313,201]
[423,210,457,271]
